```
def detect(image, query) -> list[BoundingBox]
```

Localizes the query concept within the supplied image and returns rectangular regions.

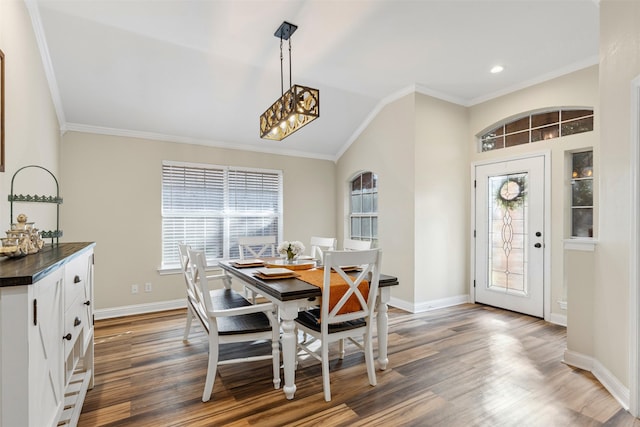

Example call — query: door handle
[534,243,542,248]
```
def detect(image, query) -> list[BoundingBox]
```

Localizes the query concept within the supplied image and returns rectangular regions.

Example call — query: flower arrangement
[277,240,305,261]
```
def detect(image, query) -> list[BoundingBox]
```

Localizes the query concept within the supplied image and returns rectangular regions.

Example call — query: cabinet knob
[534,243,542,248]
[84,300,91,306]
[74,317,81,327]
[74,275,81,283]
[63,333,72,341]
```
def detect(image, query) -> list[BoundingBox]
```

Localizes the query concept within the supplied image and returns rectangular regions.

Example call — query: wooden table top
[219,260,398,302]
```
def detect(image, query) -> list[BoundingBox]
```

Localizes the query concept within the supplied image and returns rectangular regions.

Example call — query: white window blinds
[162,162,283,268]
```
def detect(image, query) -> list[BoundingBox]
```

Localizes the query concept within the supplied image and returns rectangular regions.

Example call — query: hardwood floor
[79,304,639,426]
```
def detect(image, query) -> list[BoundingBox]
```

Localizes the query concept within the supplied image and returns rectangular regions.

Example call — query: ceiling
[29,0,599,161]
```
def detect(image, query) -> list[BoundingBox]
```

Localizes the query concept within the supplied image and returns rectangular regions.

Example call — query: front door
[474,155,546,317]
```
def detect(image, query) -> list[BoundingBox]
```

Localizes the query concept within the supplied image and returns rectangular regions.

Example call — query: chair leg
[364,331,377,386]
[202,334,219,402]
[339,338,345,359]
[183,306,193,342]
[322,343,331,402]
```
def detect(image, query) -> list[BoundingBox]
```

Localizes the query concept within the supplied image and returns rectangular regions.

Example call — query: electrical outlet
[144,282,152,293]
[131,284,139,294]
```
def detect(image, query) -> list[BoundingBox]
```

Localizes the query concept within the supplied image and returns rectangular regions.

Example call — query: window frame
[569,149,594,238]
[349,171,378,246]
[160,160,283,270]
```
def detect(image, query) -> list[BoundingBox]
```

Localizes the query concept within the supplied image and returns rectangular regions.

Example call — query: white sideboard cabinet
[0,242,95,427]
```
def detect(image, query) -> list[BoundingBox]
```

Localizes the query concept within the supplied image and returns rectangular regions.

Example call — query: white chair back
[185,248,211,321]
[178,243,199,306]
[309,236,336,264]
[238,236,276,259]
[321,249,381,327]
[343,238,372,251]
[188,249,217,315]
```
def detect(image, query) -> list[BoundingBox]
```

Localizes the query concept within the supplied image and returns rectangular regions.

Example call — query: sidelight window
[570,151,594,237]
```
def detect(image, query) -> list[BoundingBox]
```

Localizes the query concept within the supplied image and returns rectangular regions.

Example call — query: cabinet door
[29,269,64,427]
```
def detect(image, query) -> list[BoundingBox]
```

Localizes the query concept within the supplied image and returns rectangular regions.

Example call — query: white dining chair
[343,238,372,251]
[237,235,276,259]
[295,249,382,402]
[237,235,276,302]
[179,243,228,338]
[184,248,281,402]
[309,236,336,265]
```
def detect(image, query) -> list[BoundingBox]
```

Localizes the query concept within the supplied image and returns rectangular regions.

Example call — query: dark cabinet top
[0,242,95,287]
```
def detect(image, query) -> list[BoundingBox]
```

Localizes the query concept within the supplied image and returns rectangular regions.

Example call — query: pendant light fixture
[259,21,320,141]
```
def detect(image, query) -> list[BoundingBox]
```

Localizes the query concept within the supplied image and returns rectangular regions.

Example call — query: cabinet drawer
[64,253,90,312]
[63,300,84,356]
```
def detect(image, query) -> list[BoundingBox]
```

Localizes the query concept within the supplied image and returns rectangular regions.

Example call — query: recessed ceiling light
[491,65,504,74]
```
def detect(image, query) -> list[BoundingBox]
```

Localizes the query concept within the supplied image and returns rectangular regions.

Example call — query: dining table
[218,259,399,400]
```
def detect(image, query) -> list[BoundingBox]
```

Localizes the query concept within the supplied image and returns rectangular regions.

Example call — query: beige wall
[565,249,594,356]
[468,66,599,320]
[336,92,468,309]
[0,0,60,230]
[594,0,640,388]
[337,94,416,304]
[414,94,469,304]
[59,132,335,310]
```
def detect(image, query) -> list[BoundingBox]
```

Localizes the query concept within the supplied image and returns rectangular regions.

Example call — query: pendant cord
[279,36,284,95]
[288,38,292,90]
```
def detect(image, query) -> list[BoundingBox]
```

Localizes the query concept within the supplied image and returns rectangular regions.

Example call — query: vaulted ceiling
[29,0,599,160]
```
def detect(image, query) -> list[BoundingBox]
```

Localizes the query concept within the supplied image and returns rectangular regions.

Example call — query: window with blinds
[162,161,283,268]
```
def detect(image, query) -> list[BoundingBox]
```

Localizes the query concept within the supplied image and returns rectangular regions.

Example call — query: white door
[474,155,546,317]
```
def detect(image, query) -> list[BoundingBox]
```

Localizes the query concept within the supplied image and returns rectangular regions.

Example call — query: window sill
[563,238,597,252]
[157,261,221,276]
[157,267,182,276]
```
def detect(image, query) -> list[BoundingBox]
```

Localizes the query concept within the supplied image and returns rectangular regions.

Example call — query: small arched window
[349,171,378,245]
[479,108,594,152]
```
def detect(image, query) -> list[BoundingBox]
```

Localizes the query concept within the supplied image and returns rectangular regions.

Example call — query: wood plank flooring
[79,304,639,426]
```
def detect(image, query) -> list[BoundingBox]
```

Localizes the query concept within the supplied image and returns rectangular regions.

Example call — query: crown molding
[24,0,66,127]
[467,56,599,106]
[64,123,337,162]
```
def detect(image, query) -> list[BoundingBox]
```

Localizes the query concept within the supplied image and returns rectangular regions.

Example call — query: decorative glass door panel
[475,156,545,318]
[488,173,528,295]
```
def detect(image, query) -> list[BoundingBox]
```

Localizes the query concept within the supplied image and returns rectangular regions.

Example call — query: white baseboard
[563,349,594,371]
[389,294,470,314]
[592,357,631,411]
[94,299,186,320]
[563,349,630,411]
[546,312,567,327]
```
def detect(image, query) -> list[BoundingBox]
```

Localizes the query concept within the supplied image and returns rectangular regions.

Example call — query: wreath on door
[495,176,526,210]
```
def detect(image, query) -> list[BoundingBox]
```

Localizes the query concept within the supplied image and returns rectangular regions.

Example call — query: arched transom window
[479,108,594,152]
